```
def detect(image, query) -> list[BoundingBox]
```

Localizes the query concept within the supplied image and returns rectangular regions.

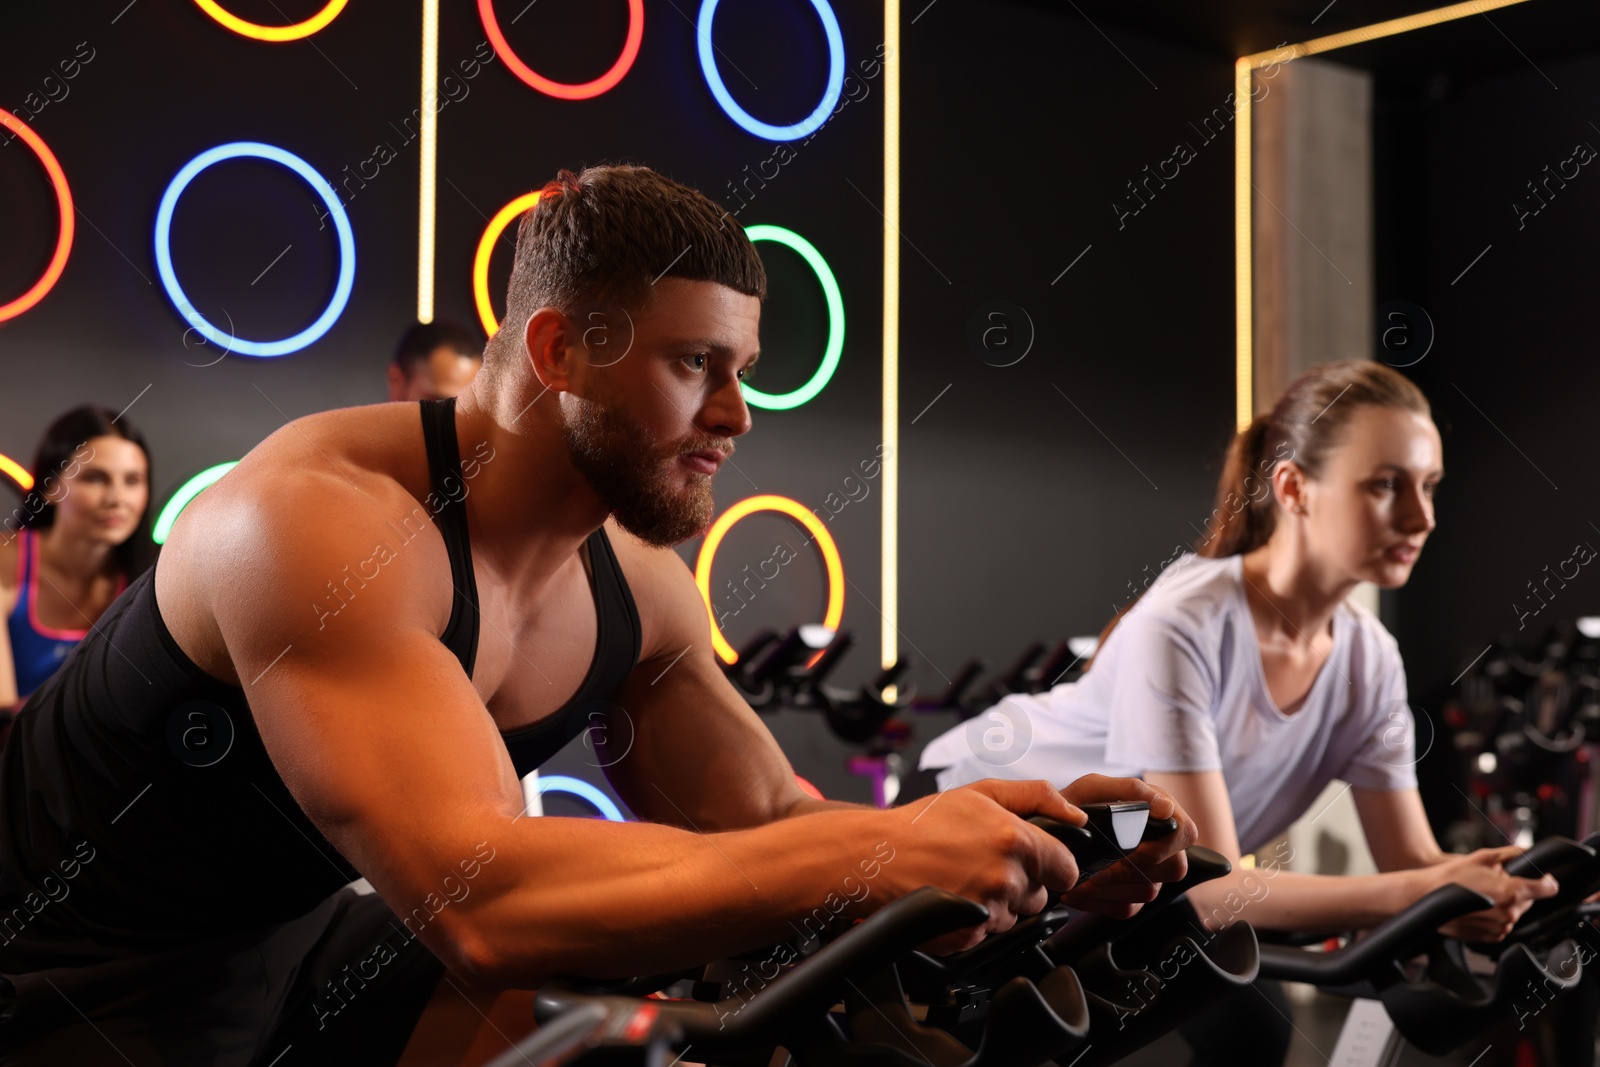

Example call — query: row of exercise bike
[488,803,1600,1066]
[1447,618,1600,851]
[508,624,1600,1066]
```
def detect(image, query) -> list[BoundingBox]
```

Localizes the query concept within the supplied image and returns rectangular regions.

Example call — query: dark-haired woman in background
[920,360,1557,1066]
[1,405,154,712]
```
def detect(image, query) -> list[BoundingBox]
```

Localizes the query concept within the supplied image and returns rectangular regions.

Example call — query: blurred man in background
[387,321,483,402]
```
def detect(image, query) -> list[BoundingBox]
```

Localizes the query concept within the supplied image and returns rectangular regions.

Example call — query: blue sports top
[5,529,126,698]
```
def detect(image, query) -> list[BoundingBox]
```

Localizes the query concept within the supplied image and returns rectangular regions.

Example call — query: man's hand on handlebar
[888,780,1085,954]
[1428,846,1559,941]
[1058,775,1197,920]
[884,776,1198,954]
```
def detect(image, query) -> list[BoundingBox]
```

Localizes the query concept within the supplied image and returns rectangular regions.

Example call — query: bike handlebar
[1257,884,1493,985]
[535,887,987,1050]
[1476,833,1600,953]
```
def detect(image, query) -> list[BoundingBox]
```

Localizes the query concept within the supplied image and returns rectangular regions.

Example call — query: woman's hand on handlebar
[1428,846,1559,941]
[887,779,1085,954]
[1059,775,1198,920]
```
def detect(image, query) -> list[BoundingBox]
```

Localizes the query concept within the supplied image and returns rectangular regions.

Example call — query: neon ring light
[0,454,33,494]
[155,143,355,358]
[0,110,73,324]
[742,225,844,411]
[697,0,843,141]
[191,0,349,42]
[530,774,626,821]
[478,0,644,100]
[694,494,845,665]
[153,462,237,544]
[473,191,542,337]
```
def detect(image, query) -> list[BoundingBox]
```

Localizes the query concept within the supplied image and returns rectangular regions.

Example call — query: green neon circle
[741,224,844,411]
[152,461,238,544]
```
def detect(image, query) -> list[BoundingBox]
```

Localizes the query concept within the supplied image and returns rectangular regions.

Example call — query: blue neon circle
[531,775,626,822]
[154,142,355,358]
[696,0,844,142]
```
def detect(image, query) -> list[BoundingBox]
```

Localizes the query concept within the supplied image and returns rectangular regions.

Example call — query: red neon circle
[477,0,644,100]
[0,110,73,323]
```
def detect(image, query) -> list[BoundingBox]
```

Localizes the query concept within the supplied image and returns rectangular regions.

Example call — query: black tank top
[0,398,641,971]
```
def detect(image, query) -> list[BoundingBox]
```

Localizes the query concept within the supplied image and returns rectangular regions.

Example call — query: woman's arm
[1353,787,1446,871]
[1147,770,1419,933]
[1145,771,1554,937]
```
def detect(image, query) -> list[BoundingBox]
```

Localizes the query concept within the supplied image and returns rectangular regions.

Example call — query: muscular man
[0,166,1194,1066]
[388,321,482,402]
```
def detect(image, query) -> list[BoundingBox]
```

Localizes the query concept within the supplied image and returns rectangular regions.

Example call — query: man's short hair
[493,165,767,360]
[393,321,482,376]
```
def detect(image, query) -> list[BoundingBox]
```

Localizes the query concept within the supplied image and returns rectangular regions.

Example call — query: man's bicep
[244,629,522,838]
[602,644,806,831]
[239,622,525,975]
[205,505,523,908]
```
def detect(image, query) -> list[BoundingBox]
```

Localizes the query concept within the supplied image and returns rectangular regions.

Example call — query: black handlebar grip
[1030,802,1160,881]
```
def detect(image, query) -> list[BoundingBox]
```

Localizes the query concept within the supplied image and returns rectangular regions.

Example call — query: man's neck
[451,378,612,595]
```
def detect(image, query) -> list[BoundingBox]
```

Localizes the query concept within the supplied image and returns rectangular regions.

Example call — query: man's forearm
[446,806,892,988]
[780,795,872,819]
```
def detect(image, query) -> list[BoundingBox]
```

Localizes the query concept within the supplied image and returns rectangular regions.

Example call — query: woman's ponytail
[1195,415,1281,559]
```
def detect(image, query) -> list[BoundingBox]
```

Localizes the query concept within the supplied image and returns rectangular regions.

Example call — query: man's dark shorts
[0,885,445,1066]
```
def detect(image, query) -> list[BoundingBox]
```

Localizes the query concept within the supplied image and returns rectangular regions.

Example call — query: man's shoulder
[170,405,446,607]
[192,405,430,525]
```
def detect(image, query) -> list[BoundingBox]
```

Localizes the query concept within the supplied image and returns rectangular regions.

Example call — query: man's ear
[385,363,407,402]
[524,307,578,392]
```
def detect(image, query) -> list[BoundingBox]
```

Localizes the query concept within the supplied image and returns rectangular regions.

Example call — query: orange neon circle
[472,191,541,338]
[191,0,348,41]
[694,495,845,666]
[0,453,33,493]
[0,110,73,324]
[478,0,644,100]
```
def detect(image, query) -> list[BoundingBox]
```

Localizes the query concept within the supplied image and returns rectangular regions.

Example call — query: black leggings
[1175,974,1294,1067]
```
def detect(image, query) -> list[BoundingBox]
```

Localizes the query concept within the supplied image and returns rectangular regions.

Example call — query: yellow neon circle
[192,0,349,41]
[694,495,845,665]
[473,191,542,338]
[0,453,32,492]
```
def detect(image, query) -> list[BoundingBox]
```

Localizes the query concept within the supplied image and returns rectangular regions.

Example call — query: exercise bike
[484,804,1259,1067]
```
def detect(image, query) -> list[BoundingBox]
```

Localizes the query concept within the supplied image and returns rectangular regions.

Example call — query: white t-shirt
[918,553,1417,855]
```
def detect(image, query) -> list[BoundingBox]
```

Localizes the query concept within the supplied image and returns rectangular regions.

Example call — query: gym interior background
[3,0,1600,1010]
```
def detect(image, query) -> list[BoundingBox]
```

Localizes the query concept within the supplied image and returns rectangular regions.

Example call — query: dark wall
[1377,52,1600,830]
[1,1,1239,805]
[898,1,1236,694]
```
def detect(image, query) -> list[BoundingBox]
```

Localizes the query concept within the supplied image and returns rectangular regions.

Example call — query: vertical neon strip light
[882,0,901,679]
[1234,59,1252,433]
[417,0,439,323]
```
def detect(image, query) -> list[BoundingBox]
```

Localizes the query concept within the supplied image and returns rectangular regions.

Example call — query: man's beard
[562,391,719,548]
